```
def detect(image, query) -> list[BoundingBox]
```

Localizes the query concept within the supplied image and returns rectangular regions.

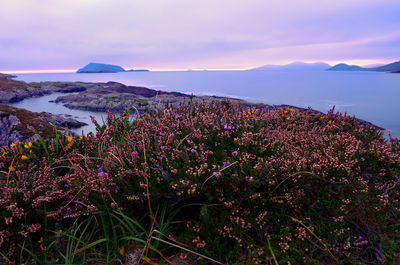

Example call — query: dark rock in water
[38,112,87,129]
[126,69,150,72]
[0,104,87,146]
[77,62,126,73]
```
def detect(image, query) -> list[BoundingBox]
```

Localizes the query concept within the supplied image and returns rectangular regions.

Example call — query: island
[77,62,126,73]
[327,60,400,73]
[77,62,150,73]
[327,63,369,71]
[126,69,150,72]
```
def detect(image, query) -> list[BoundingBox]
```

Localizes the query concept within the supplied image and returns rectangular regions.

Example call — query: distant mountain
[327,60,400,73]
[251,62,331,71]
[327,63,369,71]
[77,63,126,73]
[364,63,385,68]
[369,61,400,72]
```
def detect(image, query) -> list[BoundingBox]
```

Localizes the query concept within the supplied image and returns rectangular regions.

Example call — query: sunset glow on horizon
[2,58,396,74]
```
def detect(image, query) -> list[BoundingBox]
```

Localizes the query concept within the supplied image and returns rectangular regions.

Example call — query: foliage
[0,101,399,264]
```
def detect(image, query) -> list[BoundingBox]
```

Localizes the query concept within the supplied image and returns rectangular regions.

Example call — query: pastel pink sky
[0,0,399,72]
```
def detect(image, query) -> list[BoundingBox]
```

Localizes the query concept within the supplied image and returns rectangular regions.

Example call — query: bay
[14,70,400,138]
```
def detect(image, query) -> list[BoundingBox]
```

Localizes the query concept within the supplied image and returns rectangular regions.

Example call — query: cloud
[0,0,399,70]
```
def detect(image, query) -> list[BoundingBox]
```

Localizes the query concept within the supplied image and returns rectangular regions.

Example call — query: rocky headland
[53,81,260,113]
[0,75,88,104]
[0,104,87,145]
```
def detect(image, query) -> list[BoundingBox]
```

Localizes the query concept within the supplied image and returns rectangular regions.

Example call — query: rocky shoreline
[0,104,87,145]
[0,73,384,145]
[0,74,88,104]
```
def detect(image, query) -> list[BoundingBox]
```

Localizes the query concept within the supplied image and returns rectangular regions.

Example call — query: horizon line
[1,59,396,74]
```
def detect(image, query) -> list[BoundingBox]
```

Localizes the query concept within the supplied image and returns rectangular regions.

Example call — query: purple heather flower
[224,124,232,130]
[361,240,368,245]
[222,161,231,168]
[201,151,206,155]
[161,145,167,150]
[98,167,108,178]
[171,123,176,128]
[175,114,182,119]
[232,150,238,156]
[213,171,222,178]
[132,151,137,156]
[285,226,290,230]
[98,171,108,178]
[160,132,166,136]
[191,148,197,153]
[358,236,363,240]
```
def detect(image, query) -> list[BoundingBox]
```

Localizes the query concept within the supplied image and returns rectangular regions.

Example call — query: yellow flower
[10,142,16,148]
[79,136,83,140]
[1,151,6,157]
[38,237,44,244]
[9,166,15,172]
[328,120,335,124]
[21,155,28,160]
[118,245,125,256]
[67,136,73,143]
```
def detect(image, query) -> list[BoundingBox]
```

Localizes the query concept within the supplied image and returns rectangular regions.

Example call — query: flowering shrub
[0,101,399,264]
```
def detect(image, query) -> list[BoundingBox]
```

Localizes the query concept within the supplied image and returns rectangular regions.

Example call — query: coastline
[1,73,385,130]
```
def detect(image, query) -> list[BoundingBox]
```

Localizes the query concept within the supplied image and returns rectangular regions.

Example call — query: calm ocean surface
[14,70,400,138]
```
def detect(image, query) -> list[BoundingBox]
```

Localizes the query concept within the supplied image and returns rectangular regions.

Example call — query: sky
[1,0,400,72]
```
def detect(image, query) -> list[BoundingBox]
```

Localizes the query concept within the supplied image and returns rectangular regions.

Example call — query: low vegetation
[0,101,399,264]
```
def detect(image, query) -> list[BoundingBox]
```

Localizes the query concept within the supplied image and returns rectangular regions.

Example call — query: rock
[0,105,87,146]
[53,81,255,114]
[38,112,88,129]
[126,69,150,72]
[77,62,126,73]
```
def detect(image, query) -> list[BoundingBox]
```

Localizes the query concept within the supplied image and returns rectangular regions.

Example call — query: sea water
[13,70,400,138]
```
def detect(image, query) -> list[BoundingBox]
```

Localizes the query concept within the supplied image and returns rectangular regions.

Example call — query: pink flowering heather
[0,101,399,264]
